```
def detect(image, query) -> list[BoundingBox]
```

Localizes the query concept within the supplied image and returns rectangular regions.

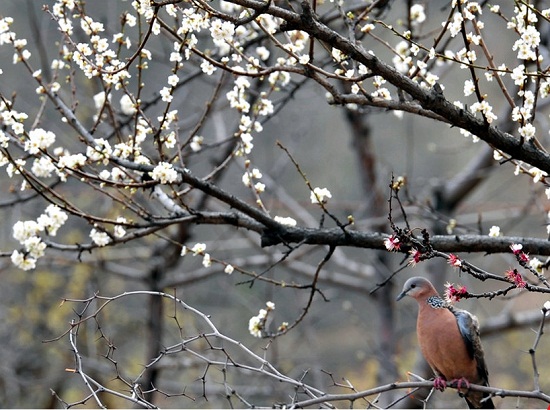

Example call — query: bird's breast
[417,305,479,382]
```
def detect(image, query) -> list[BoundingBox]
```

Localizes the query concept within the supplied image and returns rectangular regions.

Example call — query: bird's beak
[395,289,408,301]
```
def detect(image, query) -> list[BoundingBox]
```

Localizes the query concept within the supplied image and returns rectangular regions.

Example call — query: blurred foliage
[0,0,548,408]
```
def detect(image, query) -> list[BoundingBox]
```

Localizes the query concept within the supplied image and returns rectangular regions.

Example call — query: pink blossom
[518,252,530,263]
[384,235,401,252]
[505,268,526,288]
[408,249,422,266]
[447,253,462,268]
[510,243,523,254]
[444,282,468,303]
[510,244,529,263]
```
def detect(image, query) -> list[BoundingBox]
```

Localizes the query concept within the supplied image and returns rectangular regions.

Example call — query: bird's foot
[450,377,471,397]
[433,376,447,391]
[450,377,470,390]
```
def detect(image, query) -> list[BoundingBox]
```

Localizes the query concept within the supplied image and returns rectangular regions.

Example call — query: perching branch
[52,291,550,408]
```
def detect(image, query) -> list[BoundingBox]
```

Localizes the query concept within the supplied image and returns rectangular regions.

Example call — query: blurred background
[0,0,548,408]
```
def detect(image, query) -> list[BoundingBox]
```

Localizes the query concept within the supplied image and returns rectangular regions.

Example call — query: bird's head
[396,276,437,301]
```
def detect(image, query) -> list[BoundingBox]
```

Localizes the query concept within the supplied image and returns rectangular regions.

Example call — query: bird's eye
[411,284,416,288]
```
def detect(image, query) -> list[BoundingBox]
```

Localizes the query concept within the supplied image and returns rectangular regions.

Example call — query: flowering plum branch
[1,0,550,407]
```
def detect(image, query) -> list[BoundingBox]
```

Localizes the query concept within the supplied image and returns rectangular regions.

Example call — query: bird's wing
[450,306,490,386]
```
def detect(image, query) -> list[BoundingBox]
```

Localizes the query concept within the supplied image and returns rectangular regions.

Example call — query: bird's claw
[433,376,447,391]
[450,377,471,396]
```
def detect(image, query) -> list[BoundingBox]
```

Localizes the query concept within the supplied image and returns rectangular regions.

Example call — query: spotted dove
[396,276,495,409]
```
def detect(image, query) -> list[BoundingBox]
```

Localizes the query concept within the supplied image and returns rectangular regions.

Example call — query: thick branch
[262,227,550,255]
[481,308,550,337]
[229,0,550,173]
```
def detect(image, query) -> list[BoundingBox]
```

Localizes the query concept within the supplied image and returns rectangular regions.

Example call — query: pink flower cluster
[384,235,401,251]
[510,244,529,263]
[444,282,468,303]
[408,249,422,266]
[447,253,462,268]
[505,268,526,288]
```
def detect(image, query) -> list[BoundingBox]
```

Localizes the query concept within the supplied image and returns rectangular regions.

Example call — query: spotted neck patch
[427,295,448,309]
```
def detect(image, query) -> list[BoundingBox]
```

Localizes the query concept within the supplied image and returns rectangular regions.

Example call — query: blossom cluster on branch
[0,0,548,271]
[1,0,550,406]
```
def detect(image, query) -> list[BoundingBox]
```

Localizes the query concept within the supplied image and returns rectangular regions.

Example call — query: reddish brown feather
[397,277,494,409]
[417,301,480,381]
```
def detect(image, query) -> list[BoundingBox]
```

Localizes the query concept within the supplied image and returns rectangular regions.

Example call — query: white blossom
[310,187,332,204]
[167,74,179,87]
[25,128,56,154]
[274,216,297,227]
[114,217,127,238]
[410,4,426,24]
[120,94,137,115]
[519,123,536,141]
[511,64,526,85]
[0,130,9,147]
[470,100,497,123]
[191,242,206,255]
[190,135,203,152]
[37,204,68,236]
[488,226,501,237]
[13,220,41,244]
[529,167,547,183]
[160,87,173,102]
[57,153,87,169]
[149,162,178,184]
[163,131,177,149]
[90,228,111,246]
[530,257,543,272]
[463,80,475,97]
[11,250,36,271]
[170,51,182,63]
[256,46,270,61]
[361,23,375,33]
[31,157,56,178]
[202,253,211,267]
[242,168,262,187]
[200,60,216,75]
[24,236,46,258]
[86,138,112,163]
[248,315,262,337]
[209,19,235,42]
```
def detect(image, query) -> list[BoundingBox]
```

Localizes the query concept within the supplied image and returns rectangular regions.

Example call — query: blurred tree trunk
[141,137,235,402]
[344,102,502,406]
[142,223,190,402]
[344,107,398,404]
[399,144,496,407]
